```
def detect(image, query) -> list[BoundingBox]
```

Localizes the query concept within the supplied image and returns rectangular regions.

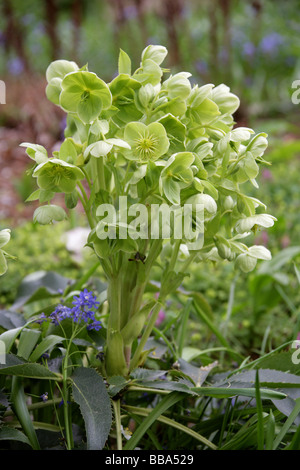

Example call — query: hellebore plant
[21,44,276,381]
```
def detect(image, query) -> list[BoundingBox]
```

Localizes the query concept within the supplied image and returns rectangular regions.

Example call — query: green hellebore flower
[46,59,79,105]
[235,214,276,234]
[124,121,169,162]
[33,159,84,194]
[235,245,271,273]
[59,71,112,124]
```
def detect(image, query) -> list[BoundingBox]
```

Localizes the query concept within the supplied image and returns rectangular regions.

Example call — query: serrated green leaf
[71,367,112,450]
[0,426,32,447]
[0,354,61,380]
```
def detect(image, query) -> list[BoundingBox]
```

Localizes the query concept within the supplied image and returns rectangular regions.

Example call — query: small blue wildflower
[96,351,105,361]
[40,392,48,402]
[49,304,72,325]
[72,288,100,310]
[58,399,71,408]
[36,312,47,324]
[86,320,102,331]
[37,290,102,332]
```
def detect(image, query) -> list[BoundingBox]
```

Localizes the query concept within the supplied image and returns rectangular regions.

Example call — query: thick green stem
[105,270,129,377]
[120,257,137,328]
[107,274,121,332]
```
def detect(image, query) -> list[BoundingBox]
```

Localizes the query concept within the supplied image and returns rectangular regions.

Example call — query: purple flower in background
[195,60,208,75]
[280,235,291,249]
[123,5,138,20]
[260,32,284,54]
[261,169,273,181]
[155,309,166,327]
[21,13,35,26]
[8,57,24,76]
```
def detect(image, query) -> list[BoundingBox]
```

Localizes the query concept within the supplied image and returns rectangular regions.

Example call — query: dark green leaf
[0,354,61,380]
[0,426,32,447]
[71,367,112,450]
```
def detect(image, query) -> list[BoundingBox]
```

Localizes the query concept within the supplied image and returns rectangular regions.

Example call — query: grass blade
[255,370,264,450]
[273,397,300,450]
[123,392,185,450]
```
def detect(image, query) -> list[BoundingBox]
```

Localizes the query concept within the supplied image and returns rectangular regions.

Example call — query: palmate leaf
[71,367,112,450]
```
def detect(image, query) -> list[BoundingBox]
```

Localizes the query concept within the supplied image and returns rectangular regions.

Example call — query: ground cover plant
[1,44,300,452]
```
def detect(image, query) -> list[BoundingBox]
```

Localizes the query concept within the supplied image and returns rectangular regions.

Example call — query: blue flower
[72,288,100,310]
[87,320,102,331]
[40,392,48,402]
[8,57,24,76]
[38,290,102,332]
[243,42,256,57]
[260,33,284,54]
[49,304,73,325]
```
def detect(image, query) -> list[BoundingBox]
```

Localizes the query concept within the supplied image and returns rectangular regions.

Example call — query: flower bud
[214,236,231,260]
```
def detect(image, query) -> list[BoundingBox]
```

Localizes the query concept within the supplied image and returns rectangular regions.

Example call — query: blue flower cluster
[39,289,102,331]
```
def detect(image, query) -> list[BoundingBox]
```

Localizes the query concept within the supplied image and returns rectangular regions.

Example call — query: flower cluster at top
[39,289,102,331]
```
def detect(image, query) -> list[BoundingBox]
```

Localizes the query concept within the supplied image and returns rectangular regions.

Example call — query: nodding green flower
[124,121,169,162]
[33,159,84,193]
